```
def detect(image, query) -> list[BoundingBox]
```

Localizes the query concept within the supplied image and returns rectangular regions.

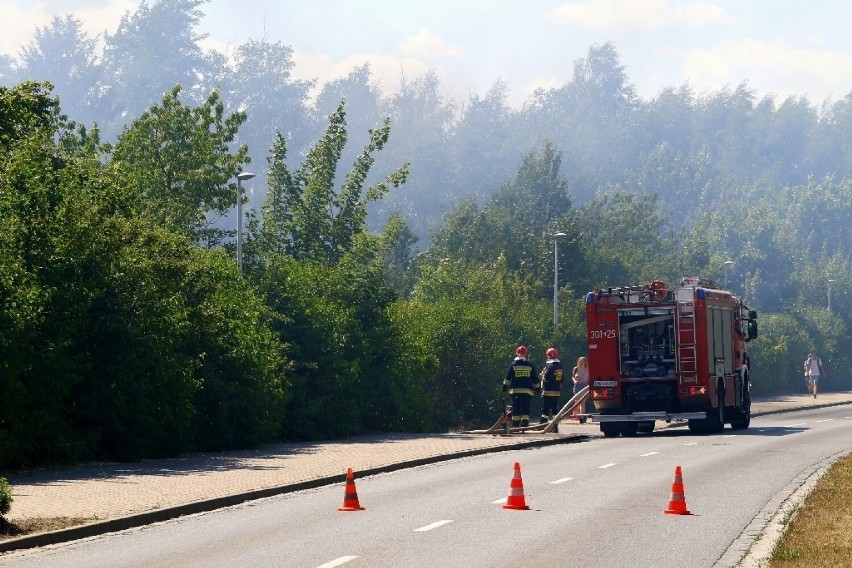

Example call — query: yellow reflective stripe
[508,388,534,396]
[542,390,561,396]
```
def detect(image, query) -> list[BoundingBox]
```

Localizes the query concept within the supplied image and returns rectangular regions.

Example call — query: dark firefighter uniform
[540,356,565,429]
[502,352,539,428]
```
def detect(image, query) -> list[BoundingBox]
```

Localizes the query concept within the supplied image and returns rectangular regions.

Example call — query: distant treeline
[0,0,849,472]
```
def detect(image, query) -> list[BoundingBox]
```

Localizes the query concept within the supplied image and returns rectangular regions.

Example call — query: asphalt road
[4,403,852,568]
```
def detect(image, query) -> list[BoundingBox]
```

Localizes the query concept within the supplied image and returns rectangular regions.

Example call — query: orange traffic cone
[503,462,530,510]
[663,465,692,515]
[338,467,365,511]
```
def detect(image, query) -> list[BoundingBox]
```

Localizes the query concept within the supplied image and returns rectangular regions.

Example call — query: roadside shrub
[0,477,12,516]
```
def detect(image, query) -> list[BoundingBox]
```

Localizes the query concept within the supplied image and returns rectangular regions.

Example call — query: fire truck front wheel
[707,380,726,433]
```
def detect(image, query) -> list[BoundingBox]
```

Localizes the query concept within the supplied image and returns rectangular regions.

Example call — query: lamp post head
[724,260,735,267]
[554,232,567,238]
[237,172,256,182]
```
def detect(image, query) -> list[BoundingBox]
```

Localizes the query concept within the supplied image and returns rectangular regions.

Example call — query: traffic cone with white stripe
[338,467,365,511]
[503,462,530,510]
[663,465,692,515]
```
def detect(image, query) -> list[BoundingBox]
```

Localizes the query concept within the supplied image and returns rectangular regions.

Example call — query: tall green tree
[110,86,249,245]
[429,140,576,278]
[374,70,455,238]
[576,188,672,286]
[449,80,520,202]
[256,100,409,266]
[226,37,314,202]
[99,0,214,138]
[248,101,425,438]
[0,55,19,87]
[18,15,101,125]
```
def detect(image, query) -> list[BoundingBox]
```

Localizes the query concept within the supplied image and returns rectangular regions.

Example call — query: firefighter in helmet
[502,345,540,428]
[539,347,565,431]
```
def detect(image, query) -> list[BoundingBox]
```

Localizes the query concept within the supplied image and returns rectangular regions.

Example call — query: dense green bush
[0,477,11,516]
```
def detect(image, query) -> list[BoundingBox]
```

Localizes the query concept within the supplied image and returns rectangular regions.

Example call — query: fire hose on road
[466,386,589,435]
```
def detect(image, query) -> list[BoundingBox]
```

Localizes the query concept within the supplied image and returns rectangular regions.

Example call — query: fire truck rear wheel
[601,424,621,437]
[621,422,639,437]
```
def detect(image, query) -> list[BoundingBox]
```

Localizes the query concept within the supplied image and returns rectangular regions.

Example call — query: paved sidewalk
[3,391,851,552]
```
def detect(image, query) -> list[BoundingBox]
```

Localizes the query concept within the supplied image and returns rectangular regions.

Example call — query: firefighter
[539,347,565,431]
[502,345,540,428]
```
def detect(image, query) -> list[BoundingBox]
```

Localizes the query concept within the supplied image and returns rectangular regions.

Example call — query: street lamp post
[553,232,567,326]
[236,172,256,273]
[828,279,835,312]
[724,260,735,290]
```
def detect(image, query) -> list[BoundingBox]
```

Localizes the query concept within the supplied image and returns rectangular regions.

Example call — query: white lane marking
[784,423,806,428]
[599,463,616,469]
[414,520,453,532]
[640,451,659,457]
[550,477,573,484]
[724,434,736,438]
[684,442,698,446]
[493,497,508,505]
[815,419,834,423]
[317,556,359,568]
[845,416,852,419]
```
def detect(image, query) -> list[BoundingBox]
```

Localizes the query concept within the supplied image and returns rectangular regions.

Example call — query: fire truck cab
[584,277,758,437]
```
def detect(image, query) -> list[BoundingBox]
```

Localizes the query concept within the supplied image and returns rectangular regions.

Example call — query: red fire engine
[584,277,758,437]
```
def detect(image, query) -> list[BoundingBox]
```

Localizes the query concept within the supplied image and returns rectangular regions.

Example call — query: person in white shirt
[803,348,826,399]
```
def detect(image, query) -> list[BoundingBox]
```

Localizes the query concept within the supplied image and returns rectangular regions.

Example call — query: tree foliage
[18,15,101,125]
[1,15,850,469]
[110,86,249,244]
[256,100,409,266]
[0,81,286,470]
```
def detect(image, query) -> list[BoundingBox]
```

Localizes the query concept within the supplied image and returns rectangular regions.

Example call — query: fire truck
[584,277,758,437]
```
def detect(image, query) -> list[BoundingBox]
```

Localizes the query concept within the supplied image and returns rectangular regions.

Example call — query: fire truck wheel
[730,400,751,429]
[601,424,621,437]
[707,381,725,433]
[621,422,639,437]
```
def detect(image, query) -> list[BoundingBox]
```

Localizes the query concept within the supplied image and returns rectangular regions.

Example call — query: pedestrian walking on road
[571,356,590,422]
[502,345,540,428]
[803,348,826,399]
[539,347,565,431]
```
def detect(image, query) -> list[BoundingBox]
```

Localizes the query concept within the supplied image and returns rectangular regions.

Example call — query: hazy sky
[2,0,851,108]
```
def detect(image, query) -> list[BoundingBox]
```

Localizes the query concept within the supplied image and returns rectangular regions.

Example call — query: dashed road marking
[784,423,806,428]
[640,451,659,457]
[599,463,616,469]
[684,442,698,446]
[815,419,834,423]
[492,497,508,505]
[317,556,359,568]
[550,477,573,484]
[414,520,453,532]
